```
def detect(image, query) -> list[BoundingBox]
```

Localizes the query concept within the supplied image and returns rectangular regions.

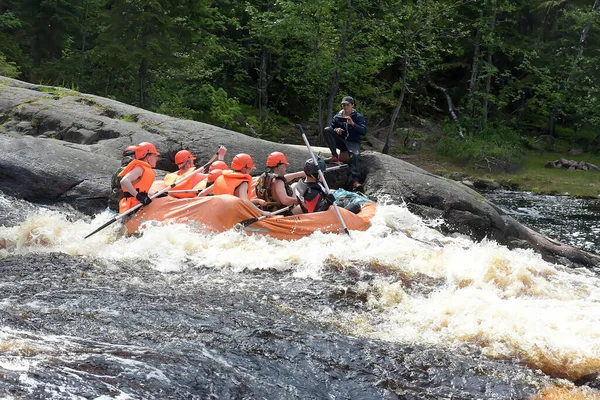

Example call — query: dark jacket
[295,179,333,213]
[329,109,367,143]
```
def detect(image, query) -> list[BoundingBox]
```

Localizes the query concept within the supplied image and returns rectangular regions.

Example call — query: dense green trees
[1,0,600,156]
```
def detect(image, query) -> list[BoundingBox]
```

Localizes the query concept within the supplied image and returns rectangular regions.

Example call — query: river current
[0,192,599,399]
[485,190,600,254]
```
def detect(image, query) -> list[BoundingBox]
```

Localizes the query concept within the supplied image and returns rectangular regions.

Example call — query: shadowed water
[1,193,599,399]
[485,190,600,254]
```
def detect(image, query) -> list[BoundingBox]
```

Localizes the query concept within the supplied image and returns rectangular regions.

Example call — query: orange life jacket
[118,159,156,213]
[213,170,253,198]
[193,178,208,191]
[164,168,206,198]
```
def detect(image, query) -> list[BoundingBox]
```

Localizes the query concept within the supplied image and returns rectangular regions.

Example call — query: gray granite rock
[0,76,598,268]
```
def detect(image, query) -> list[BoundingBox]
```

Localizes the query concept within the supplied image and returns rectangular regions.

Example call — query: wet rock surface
[0,253,552,399]
[0,75,598,268]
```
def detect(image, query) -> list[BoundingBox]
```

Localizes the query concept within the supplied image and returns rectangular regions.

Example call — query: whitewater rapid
[1,194,599,398]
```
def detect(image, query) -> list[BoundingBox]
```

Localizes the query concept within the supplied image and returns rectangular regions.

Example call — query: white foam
[2,199,600,380]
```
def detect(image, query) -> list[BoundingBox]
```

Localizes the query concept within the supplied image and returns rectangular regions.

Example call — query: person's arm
[236,182,271,217]
[283,171,305,182]
[119,167,144,197]
[120,166,153,205]
[271,180,297,206]
[329,114,338,130]
[349,113,367,136]
[217,145,227,161]
[331,112,346,135]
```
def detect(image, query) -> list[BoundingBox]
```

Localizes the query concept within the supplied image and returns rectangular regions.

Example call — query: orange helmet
[135,142,160,159]
[266,152,289,168]
[122,145,138,157]
[174,150,196,165]
[209,160,229,172]
[207,168,223,183]
[231,153,255,171]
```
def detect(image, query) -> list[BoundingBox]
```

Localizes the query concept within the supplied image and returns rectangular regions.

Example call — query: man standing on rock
[324,96,367,191]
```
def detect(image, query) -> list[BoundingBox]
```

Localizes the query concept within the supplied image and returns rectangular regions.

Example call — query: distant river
[484,190,600,254]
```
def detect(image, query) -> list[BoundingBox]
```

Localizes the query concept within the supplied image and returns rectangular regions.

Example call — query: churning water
[1,193,599,399]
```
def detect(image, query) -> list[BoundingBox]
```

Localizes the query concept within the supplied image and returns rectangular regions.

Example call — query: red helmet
[209,160,229,172]
[174,150,196,165]
[122,145,138,157]
[207,169,223,183]
[266,152,289,168]
[135,142,160,159]
[231,153,255,171]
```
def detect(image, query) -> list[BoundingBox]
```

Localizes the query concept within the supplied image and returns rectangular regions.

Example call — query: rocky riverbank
[0,76,599,268]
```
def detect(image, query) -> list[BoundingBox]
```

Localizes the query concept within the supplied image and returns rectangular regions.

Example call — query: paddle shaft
[239,205,293,228]
[323,164,348,172]
[84,150,220,239]
[297,124,350,235]
[167,189,205,194]
[167,166,346,196]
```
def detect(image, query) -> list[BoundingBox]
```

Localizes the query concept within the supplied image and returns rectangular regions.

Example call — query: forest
[1,0,600,165]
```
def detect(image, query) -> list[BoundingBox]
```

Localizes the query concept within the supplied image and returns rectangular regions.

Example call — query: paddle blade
[236,205,292,228]
[237,216,264,228]
[84,217,118,239]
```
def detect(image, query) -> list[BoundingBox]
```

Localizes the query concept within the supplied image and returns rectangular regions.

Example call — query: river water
[485,190,600,254]
[1,193,599,399]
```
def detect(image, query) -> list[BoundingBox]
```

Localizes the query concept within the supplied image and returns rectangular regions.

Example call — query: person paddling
[255,152,302,214]
[192,159,230,191]
[212,153,271,217]
[294,158,361,214]
[108,145,137,211]
[166,146,227,197]
[164,150,203,198]
[118,142,160,213]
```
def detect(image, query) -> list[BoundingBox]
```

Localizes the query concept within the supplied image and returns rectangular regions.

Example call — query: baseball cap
[341,96,355,105]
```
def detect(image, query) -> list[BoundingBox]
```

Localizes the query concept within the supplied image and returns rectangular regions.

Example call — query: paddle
[84,149,221,239]
[236,205,293,228]
[166,189,207,195]
[296,124,350,236]
[167,165,347,196]
[324,164,348,172]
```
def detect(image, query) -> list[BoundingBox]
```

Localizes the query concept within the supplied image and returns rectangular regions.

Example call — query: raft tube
[124,194,376,240]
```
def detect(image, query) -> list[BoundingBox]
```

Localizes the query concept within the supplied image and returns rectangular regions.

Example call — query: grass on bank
[428,151,600,198]
[493,152,600,197]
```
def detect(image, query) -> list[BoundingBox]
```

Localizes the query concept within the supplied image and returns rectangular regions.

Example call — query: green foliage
[0,53,19,78]
[157,84,242,129]
[39,86,79,98]
[0,0,599,161]
[438,123,525,165]
[121,114,137,123]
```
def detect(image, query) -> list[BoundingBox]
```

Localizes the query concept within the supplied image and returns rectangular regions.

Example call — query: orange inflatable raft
[124,194,376,240]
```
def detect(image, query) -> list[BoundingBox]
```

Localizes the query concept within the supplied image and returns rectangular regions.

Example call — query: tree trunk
[429,80,465,139]
[468,10,483,119]
[567,0,600,85]
[383,55,409,155]
[314,37,325,144]
[547,0,600,135]
[258,42,269,122]
[326,0,351,122]
[138,58,148,108]
[481,3,497,130]
[481,53,493,129]
[79,0,89,82]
